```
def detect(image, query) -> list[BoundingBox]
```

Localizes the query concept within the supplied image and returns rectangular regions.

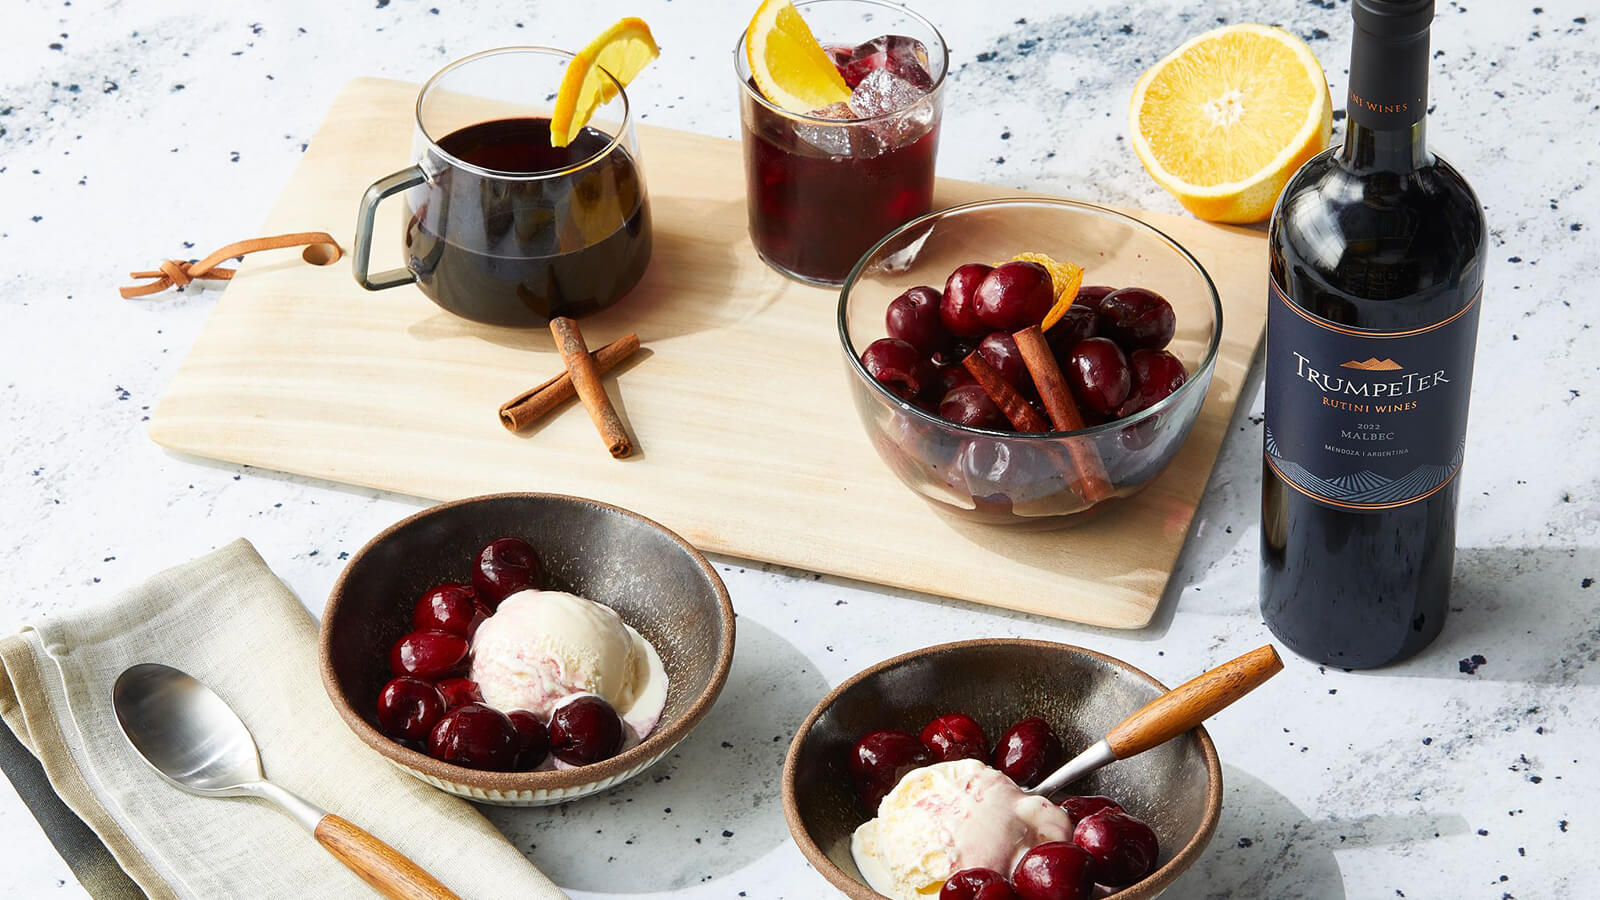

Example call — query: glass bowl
[838,198,1223,526]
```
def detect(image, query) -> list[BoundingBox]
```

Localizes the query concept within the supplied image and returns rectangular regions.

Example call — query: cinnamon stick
[962,352,1048,433]
[499,333,640,432]
[549,318,633,458]
[1012,325,1114,503]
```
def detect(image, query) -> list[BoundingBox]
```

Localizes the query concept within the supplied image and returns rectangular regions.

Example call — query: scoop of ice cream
[469,590,667,739]
[851,758,1074,900]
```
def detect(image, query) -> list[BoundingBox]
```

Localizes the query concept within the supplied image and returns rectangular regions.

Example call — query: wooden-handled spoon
[112,663,460,900]
[1025,645,1283,797]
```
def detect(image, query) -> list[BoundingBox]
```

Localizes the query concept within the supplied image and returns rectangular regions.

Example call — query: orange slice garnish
[744,0,851,113]
[550,18,660,148]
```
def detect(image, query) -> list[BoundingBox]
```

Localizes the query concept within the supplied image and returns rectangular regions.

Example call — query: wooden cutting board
[150,77,1266,629]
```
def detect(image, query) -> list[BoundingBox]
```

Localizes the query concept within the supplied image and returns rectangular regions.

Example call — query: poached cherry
[1096,287,1176,351]
[389,629,470,680]
[1065,338,1132,417]
[428,703,520,771]
[1058,794,1123,823]
[1072,810,1159,887]
[941,867,1019,900]
[975,261,1055,332]
[1116,349,1188,418]
[976,332,1033,393]
[919,713,989,763]
[1011,842,1096,900]
[934,363,978,397]
[1071,284,1116,315]
[507,709,552,770]
[472,537,543,608]
[862,338,937,403]
[886,286,949,354]
[1044,305,1096,358]
[939,384,1005,430]
[548,695,625,765]
[992,716,1064,789]
[941,264,993,338]
[436,677,484,710]
[376,676,446,741]
[849,729,932,811]
[413,582,484,637]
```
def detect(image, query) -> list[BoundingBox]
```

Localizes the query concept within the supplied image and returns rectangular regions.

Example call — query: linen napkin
[0,539,568,900]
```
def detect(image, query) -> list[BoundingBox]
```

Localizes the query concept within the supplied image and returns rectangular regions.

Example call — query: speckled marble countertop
[2,0,1597,897]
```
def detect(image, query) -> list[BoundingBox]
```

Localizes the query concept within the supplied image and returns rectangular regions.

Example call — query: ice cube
[793,102,883,158]
[847,69,936,148]
[848,68,925,118]
[836,35,934,92]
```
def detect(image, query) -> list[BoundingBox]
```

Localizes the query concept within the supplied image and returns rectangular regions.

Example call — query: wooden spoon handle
[314,814,462,900]
[1105,645,1284,759]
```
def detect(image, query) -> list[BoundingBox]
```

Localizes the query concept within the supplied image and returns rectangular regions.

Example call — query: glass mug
[353,47,652,327]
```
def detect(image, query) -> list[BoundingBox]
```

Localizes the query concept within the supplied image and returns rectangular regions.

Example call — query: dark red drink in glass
[736,2,948,286]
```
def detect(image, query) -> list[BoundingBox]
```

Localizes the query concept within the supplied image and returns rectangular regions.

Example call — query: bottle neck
[1338,22,1431,172]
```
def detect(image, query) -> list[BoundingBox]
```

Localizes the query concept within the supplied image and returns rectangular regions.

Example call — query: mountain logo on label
[1340,357,1402,371]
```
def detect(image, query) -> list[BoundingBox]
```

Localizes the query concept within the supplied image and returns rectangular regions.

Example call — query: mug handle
[352,165,427,290]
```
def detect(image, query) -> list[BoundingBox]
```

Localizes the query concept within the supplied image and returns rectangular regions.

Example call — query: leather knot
[121,232,342,299]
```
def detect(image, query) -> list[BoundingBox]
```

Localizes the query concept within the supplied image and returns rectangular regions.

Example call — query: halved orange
[744,0,851,113]
[550,18,660,148]
[1130,24,1331,223]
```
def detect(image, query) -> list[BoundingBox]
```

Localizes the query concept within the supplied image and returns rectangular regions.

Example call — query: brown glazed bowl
[320,492,735,806]
[783,639,1221,898]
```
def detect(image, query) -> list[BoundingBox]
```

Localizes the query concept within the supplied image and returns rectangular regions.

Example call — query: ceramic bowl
[783,639,1221,898]
[320,492,735,806]
[838,198,1223,526]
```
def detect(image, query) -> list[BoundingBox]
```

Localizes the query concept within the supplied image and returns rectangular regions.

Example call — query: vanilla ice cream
[851,758,1074,899]
[469,589,668,741]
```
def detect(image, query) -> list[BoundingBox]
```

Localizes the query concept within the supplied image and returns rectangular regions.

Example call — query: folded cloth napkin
[0,539,568,900]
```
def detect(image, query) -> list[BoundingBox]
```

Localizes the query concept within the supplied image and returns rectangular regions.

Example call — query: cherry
[376,676,446,741]
[1011,842,1096,900]
[919,713,988,762]
[1096,287,1175,351]
[548,695,625,765]
[849,729,932,811]
[977,331,1033,394]
[506,709,551,770]
[1058,795,1123,822]
[1116,349,1188,418]
[1065,338,1132,417]
[941,868,1019,900]
[1044,305,1097,358]
[934,363,978,397]
[886,286,949,354]
[436,677,483,710]
[389,630,470,680]
[938,384,1004,430]
[862,337,936,402]
[427,703,520,771]
[931,340,978,370]
[975,261,1055,332]
[1072,810,1159,887]
[941,264,993,338]
[993,716,1064,788]
[1072,284,1116,315]
[472,537,542,608]
[413,582,484,637]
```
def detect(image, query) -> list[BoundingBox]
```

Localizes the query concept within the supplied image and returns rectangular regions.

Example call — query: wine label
[1264,280,1479,511]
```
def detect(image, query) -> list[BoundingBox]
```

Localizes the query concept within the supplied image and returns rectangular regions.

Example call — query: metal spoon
[1025,644,1284,797]
[112,663,460,900]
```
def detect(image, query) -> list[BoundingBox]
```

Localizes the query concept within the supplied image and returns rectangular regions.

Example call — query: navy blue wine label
[1264,280,1480,511]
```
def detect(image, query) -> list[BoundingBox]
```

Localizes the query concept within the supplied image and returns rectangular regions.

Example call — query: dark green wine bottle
[1261,0,1486,668]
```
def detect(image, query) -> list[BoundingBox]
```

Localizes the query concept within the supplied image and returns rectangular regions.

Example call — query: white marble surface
[2,0,1598,897]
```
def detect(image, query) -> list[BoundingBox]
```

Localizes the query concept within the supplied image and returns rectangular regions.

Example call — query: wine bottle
[1261,0,1486,668]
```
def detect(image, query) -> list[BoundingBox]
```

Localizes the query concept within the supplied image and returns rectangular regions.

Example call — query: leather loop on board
[120,232,343,299]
